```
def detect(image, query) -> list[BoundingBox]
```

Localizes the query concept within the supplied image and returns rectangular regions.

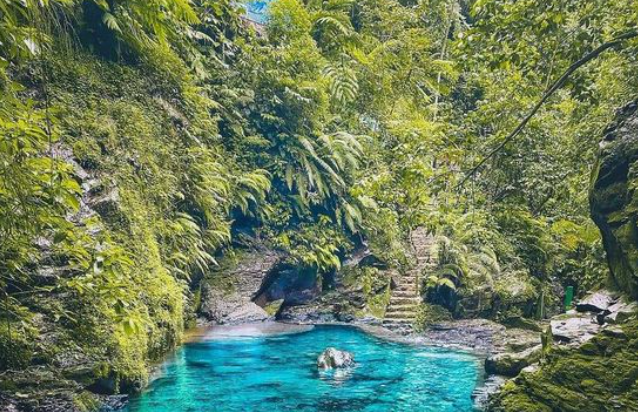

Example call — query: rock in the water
[317,348,355,369]
[472,375,507,410]
[576,290,615,313]
[485,345,542,377]
[550,314,601,345]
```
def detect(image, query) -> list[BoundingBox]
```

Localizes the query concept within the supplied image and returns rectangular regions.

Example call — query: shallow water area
[125,323,481,412]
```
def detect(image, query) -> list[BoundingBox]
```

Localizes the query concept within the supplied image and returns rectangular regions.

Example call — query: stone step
[386,304,419,312]
[397,278,417,283]
[385,310,417,317]
[384,311,418,319]
[396,283,418,289]
[390,297,421,305]
[397,278,418,284]
[391,294,420,300]
[396,285,418,292]
[393,290,419,298]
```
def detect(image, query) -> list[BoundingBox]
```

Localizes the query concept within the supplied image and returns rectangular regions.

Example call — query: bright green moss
[33,51,195,389]
[73,392,101,412]
[491,321,638,412]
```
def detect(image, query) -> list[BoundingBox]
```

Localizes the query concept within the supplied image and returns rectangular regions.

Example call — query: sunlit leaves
[0,94,80,288]
[323,61,358,105]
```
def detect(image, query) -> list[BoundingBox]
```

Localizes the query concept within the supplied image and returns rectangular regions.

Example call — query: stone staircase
[383,228,438,333]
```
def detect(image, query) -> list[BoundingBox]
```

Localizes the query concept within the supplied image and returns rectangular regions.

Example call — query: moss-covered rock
[488,320,638,411]
[413,303,453,332]
[492,102,638,410]
[340,266,391,319]
[591,100,638,299]
[485,345,542,377]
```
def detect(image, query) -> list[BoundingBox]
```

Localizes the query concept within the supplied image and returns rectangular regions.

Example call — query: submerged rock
[317,348,355,369]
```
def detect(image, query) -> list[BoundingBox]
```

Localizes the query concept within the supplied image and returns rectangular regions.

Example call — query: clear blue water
[125,325,480,412]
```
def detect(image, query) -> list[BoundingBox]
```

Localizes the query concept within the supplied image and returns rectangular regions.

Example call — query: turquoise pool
[125,325,481,412]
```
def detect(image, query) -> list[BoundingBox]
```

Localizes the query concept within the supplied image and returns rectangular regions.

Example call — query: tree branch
[457,29,638,189]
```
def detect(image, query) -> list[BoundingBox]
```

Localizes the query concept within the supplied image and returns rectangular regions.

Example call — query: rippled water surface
[126,325,480,412]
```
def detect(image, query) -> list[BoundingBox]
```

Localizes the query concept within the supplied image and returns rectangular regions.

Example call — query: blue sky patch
[244,0,273,24]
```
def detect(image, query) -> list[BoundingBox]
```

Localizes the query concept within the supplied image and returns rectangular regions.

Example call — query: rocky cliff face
[488,100,638,412]
[591,100,638,298]
[198,243,393,326]
[200,248,284,325]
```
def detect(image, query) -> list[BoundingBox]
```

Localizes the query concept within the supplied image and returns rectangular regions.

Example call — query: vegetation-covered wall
[591,101,638,299]
[489,100,638,412]
[1,0,638,410]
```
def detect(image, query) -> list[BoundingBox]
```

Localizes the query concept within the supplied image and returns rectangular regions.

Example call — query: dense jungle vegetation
[1,0,638,410]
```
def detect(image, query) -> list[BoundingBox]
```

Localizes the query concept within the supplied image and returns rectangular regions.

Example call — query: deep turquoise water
[125,325,480,412]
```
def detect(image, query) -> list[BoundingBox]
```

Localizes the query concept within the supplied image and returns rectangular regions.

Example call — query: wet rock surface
[472,375,507,410]
[424,320,504,352]
[200,288,270,325]
[317,348,355,369]
[411,319,530,353]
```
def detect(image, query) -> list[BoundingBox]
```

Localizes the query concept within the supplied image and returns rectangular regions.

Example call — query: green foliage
[273,217,351,273]
[1,1,635,406]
